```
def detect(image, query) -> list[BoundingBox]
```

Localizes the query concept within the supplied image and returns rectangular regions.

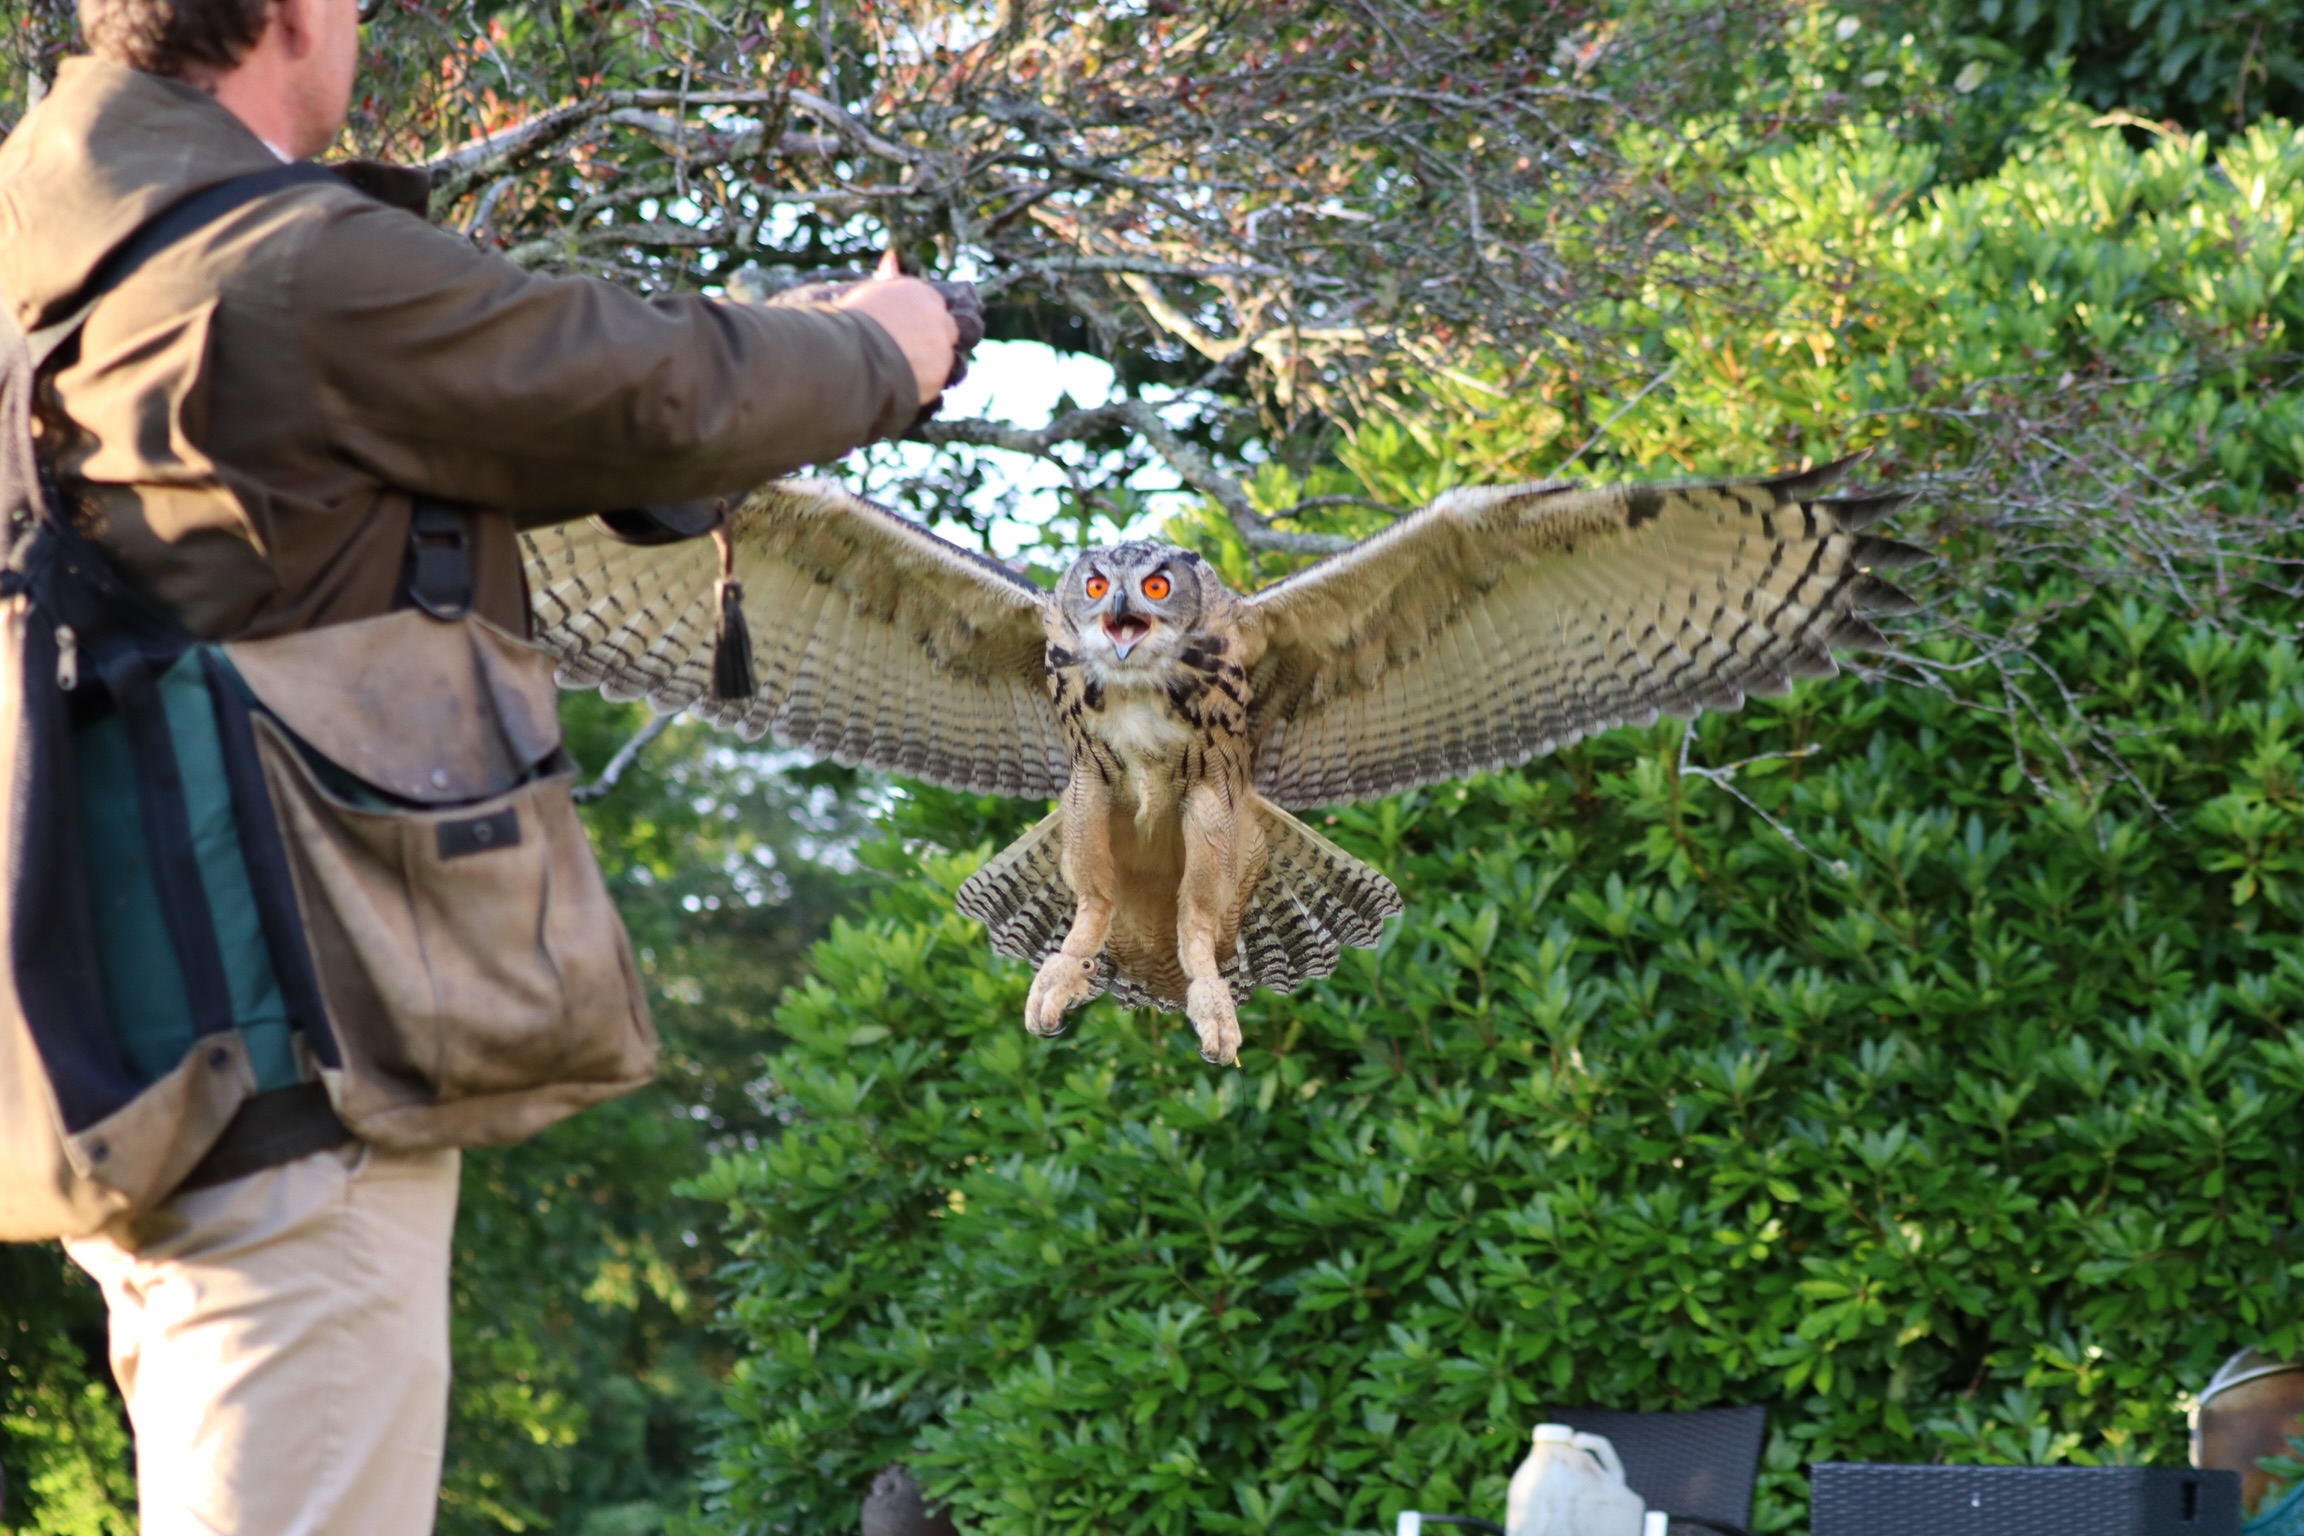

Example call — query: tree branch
[1275,494,1411,520]
[424,97,611,205]
[423,88,814,206]
[787,87,919,163]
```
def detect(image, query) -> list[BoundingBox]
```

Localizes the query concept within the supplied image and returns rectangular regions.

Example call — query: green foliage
[2263,1431,2304,1507]
[688,104,2304,1536]
[0,1251,131,1536]
[436,696,881,1536]
[691,615,2304,1535]
[1229,98,2303,613]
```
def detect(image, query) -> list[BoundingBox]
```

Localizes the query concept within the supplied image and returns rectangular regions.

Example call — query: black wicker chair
[1394,1405,1767,1536]
[1807,1462,2242,1536]
[1393,1517,1505,1536]
[1547,1406,1767,1536]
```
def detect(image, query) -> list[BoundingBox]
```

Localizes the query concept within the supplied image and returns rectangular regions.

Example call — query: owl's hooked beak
[1102,602,1152,660]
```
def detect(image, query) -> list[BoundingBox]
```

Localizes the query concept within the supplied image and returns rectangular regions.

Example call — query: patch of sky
[863,341,1121,556]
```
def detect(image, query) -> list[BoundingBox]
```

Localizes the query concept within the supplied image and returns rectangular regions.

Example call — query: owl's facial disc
[1069,548,1195,671]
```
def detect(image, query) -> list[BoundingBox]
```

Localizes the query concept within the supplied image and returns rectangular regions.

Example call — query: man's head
[79,0,359,159]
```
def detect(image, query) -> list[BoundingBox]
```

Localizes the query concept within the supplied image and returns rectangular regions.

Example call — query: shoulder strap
[25,161,346,373]
[9,159,476,626]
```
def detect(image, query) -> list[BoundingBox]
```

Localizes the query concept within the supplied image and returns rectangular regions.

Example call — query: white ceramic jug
[1504,1423,1647,1536]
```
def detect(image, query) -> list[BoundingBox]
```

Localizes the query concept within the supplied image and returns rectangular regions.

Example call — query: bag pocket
[229,613,654,1150]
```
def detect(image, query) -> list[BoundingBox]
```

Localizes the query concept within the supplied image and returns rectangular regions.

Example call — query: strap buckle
[403,498,472,619]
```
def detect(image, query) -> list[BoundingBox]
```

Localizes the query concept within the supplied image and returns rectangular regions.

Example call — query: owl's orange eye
[1140,573,1172,601]
[1084,574,1110,600]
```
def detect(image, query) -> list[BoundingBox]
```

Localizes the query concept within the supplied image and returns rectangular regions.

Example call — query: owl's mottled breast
[1044,629,1249,778]
[1158,632,1252,740]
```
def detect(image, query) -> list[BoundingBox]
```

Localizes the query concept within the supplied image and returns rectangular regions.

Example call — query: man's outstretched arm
[298,196,959,522]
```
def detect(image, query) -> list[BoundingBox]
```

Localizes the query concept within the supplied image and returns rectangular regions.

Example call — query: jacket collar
[0,56,283,331]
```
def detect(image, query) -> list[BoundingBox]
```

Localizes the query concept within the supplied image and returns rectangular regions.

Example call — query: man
[0,0,965,1524]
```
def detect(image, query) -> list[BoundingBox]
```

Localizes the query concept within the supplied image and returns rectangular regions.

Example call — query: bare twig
[1554,364,1681,476]
[574,712,677,804]
[1676,721,1842,871]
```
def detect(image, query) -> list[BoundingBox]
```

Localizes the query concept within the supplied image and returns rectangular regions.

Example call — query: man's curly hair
[79,0,272,76]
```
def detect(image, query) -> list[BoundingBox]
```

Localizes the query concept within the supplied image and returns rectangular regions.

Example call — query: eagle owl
[522,456,1920,1064]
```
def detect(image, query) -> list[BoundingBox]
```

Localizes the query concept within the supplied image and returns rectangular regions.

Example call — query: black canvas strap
[199,650,341,1071]
[177,1081,351,1191]
[2,614,140,1131]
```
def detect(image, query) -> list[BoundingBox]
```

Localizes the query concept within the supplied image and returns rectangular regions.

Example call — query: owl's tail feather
[1223,801,1404,1002]
[955,812,1108,995]
[952,802,1403,1014]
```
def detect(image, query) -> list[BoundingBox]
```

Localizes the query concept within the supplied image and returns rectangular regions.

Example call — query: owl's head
[1056,542,1214,673]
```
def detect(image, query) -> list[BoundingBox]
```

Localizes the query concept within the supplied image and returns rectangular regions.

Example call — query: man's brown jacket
[0,56,920,641]
[0,59,920,1231]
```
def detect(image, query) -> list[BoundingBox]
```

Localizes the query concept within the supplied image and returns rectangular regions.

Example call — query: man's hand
[833,252,963,409]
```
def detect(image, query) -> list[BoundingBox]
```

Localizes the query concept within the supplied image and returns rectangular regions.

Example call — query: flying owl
[521,456,1921,1065]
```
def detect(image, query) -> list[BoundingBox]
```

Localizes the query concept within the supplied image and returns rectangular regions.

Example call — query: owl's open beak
[1102,609,1151,660]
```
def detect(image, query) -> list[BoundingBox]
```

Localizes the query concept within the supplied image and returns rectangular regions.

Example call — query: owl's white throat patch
[1094,682,1194,828]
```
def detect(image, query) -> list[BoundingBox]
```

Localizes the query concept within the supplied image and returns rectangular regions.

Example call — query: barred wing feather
[522,479,1067,797]
[1244,456,1923,809]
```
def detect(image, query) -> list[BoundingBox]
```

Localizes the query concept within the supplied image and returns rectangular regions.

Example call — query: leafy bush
[692,611,2304,1535]
[1924,0,2304,132]
[687,105,2304,1536]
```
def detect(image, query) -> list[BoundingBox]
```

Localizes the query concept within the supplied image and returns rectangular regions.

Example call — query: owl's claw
[1025,952,1100,1037]
[1186,978,1241,1066]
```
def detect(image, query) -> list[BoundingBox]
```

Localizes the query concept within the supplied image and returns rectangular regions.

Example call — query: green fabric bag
[74,649,302,1094]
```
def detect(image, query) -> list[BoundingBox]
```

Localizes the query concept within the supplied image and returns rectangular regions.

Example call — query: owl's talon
[1185,978,1241,1066]
[1025,953,1099,1038]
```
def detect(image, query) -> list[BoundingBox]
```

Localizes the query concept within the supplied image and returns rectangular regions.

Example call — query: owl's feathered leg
[1026,771,1116,1036]
[1176,779,1245,1067]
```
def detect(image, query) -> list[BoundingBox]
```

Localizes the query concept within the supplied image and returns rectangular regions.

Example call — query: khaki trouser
[64,1143,462,1536]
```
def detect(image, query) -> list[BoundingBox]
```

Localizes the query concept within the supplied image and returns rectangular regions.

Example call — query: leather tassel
[713,579,756,700]
[710,515,756,701]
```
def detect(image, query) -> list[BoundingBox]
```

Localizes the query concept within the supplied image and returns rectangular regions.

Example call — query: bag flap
[223,611,562,803]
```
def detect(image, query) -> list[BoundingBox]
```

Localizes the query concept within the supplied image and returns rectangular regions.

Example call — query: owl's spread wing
[522,479,1067,797]
[1242,457,1923,809]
